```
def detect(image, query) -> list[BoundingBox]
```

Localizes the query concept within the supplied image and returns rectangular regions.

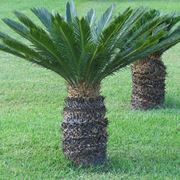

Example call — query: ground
[0,0,180,179]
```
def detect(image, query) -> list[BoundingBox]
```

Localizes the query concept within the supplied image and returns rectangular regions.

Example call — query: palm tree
[0,1,176,166]
[131,10,180,110]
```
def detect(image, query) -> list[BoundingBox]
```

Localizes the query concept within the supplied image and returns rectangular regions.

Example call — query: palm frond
[51,13,79,80]
[31,7,52,30]
[95,4,114,37]
[85,9,96,27]
[5,12,72,77]
[66,0,77,23]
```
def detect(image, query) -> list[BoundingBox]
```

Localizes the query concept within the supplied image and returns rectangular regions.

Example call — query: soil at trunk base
[131,54,166,110]
[62,83,108,166]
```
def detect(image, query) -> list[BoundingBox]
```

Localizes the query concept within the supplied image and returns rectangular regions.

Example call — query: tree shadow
[67,149,178,177]
[164,95,180,109]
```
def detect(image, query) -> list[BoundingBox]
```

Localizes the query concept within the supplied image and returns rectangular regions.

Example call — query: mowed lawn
[0,0,180,179]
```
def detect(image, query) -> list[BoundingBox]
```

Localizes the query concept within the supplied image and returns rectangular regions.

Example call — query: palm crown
[126,9,180,54]
[0,1,179,87]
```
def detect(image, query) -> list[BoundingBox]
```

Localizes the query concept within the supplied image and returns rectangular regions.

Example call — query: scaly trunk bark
[131,53,166,110]
[61,82,108,166]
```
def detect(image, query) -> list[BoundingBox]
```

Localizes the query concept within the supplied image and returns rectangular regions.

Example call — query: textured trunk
[131,53,166,110]
[61,82,108,166]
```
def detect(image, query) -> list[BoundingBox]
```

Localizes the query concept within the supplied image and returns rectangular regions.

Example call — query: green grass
[0,0,180,179]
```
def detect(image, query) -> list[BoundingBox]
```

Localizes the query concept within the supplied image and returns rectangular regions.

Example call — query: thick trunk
[131,53,166,110]
[61,83,108,166]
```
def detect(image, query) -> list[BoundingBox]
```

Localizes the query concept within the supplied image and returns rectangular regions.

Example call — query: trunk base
[62,96,108,166]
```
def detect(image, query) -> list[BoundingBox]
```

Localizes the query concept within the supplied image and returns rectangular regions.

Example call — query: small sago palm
[0,1,175,166]
[130,10,180,110]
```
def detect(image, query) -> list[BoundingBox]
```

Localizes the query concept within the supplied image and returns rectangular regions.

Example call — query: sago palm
[130,10,180,110]
[0,1,177,166]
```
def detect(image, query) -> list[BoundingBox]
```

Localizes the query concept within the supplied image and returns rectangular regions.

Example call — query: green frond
[96,4,114,37]
[66,0,77,23]
[2,18,29,39]
[31,7,52,30]
[85,9,96,27]
[51,13,79,77]
[5,12,71,73]
[0,42,65,78]
[0,44,27,59]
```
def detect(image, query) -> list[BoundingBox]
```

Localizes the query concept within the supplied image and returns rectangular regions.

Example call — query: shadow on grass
[12,136,177,177]
[65,151,178,177]
[164,95,180,109]
[128,95,180,111]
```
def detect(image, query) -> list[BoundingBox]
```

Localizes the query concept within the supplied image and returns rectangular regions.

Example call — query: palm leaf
[96,5,114,37]
[31,7,52,30]
[85,9,96,27]
[66,0,77,23]
[8,12,72,78]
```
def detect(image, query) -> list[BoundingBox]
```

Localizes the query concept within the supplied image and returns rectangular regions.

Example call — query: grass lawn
[0,0,180,179]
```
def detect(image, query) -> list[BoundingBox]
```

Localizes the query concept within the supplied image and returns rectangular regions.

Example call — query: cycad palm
[130,10,180,110]
[0,1,176,166]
